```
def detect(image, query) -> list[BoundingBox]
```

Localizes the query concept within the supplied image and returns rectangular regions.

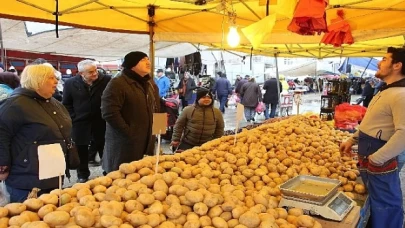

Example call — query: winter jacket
[263,78,283,104]
[172,105,224,146]
[155,75,171,97]
[213,77,232,96]
[0,88,72,190]
[240,82,262,108]
[0,84,13,101]
[101,70,160,173]
[235,79,248,94]
[62,74,111,145]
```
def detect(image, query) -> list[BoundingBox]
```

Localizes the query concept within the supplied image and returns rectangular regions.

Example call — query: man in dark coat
[263,76,283,119]
[212,73,232,113]
[62,60,111,182]
[101,51,160,173]
[235,75,250,94]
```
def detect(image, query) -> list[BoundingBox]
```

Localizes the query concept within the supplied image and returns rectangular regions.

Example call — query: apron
[358,131,403,228]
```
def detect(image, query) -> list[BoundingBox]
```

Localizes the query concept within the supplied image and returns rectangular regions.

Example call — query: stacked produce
[224,116,292,136]
[0,116,364,228]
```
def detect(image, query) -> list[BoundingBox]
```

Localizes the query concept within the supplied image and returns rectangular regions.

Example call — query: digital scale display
[328,193,352,216]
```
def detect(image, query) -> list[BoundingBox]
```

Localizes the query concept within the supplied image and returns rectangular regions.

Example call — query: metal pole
[148,5,156,78]
[274,53,280,116]
[0,19,4,66]
[360,58,373,79]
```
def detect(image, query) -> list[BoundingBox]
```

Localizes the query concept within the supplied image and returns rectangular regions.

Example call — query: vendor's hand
[339,140,353,156]
[170,141,180,147]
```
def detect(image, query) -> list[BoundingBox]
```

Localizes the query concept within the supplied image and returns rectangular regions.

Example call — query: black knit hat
[196,88,213,105]
[122,51,148,69]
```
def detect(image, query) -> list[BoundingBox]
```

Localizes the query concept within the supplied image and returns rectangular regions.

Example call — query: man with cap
[155,69,171,98]
[101,51,160,173]
[171,88,224,151]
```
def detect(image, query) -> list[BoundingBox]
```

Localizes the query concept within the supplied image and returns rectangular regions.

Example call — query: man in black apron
[340,47,405,228]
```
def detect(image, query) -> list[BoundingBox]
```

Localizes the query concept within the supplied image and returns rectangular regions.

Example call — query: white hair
[20,64,55,91]
[77,59,96,73]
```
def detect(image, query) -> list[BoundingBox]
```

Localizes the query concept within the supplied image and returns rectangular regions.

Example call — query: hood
[380,78,405,92]
[12,87,45,100]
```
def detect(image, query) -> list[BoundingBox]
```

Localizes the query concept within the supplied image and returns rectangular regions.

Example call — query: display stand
[293,90,305,115]
[320,79,352,120]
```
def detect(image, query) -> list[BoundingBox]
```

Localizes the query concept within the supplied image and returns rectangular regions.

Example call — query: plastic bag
[0,181,10,206]
[227,94,237,107]
[255,102,265,114]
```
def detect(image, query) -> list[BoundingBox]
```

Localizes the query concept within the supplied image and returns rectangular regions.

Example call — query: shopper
[240,78,262,122]
[62,60,111,183]
[212,72,232,114]
[101,51,160,173]
[171,88,224,151]
[177,72,196,110]
[155,69,171,98]
[263,76,283,119]
[0,64,72,202]
[340,47,405,228]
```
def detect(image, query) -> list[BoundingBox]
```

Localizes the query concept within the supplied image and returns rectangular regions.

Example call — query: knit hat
[195,88,213,105]
[157,69,164,73]
[122,51,148,69]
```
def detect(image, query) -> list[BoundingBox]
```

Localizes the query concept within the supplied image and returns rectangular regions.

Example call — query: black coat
[62,74,111,145]
[0,88,72,190]
[240,82,262,108]
[101,72,160,173]
[263,78,283,104]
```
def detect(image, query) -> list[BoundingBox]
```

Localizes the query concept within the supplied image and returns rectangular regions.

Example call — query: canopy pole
[148,5,156,78]
[0,19,4,66]
[274,53,280,117]
[360,58,373,79]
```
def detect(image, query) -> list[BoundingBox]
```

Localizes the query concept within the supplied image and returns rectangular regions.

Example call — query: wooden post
[148,5,156,78]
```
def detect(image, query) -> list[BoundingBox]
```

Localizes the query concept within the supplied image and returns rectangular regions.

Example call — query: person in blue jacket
[212,72,232,114]
[155,69,171,98]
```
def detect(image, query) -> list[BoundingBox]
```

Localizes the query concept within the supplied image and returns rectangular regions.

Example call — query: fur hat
[122,51,148,69]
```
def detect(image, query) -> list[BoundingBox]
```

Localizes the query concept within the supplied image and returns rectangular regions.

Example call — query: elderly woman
[0,64,72,203]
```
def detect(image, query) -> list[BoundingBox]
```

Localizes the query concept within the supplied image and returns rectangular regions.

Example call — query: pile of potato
[0,116,365,228]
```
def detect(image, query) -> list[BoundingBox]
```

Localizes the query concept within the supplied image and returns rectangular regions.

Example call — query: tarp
[279,61,317,77]
[0,0,405,58]
[1,19,206,61]
[338,57,379,73]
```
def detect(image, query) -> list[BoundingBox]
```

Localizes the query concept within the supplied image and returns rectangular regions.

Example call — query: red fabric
[321,10,354,47]
[287,0,328,35]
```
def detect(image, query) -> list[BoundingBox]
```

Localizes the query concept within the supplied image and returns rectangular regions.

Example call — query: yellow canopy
[0,0,404,57]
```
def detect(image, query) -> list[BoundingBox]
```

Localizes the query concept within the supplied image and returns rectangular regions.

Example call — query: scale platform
[278,175,356,221]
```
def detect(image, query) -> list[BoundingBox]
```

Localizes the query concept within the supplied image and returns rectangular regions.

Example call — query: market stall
[0,115,368,227]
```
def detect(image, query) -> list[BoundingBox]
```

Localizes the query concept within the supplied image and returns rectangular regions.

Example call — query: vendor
[340,47,405,228]
[171,88,224,151]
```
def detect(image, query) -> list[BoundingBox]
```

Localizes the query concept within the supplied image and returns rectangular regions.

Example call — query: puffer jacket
[172,105,224,146]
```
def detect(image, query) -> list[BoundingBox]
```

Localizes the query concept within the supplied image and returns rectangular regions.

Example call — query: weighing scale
[278,175,356,221]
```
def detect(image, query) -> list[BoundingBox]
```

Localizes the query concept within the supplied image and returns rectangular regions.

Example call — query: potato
[166,203,182,219]
[239,211,261,228]
[100,215,123,227]
[185,191,204,204]
[9,214,30,226]
[37,204,57,219]
[21,210,40,222]
[343,184,354,192]
[5,203,26,216]
[147,214,161,227]
[21,221,50,228]
[354,184,366,194]
[184,219,201,228]
[0,207,8,218]
[43,211,70,226]
[127,213,148,227]
[212,217,228,228]
[297,215,315,227]
[148,201,164,214]
[159,221,176,228]
[288,208,303,217]
[23,198,43,211]
[0,217,8,227]
[74,208,95,227]
[194,202,208,216]
[119,163,136,174]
